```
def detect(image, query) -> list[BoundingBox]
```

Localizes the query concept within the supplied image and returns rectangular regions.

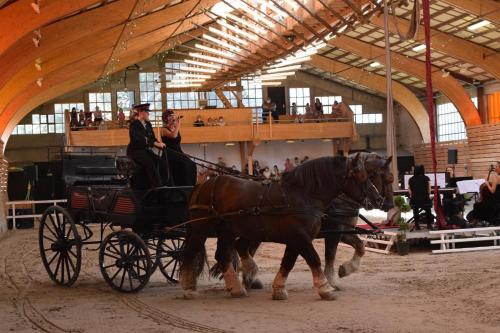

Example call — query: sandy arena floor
[1,227,500,333]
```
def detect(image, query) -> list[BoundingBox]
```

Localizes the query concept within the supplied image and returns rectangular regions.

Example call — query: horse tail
[208,249,240,280]
[180,224,207,285]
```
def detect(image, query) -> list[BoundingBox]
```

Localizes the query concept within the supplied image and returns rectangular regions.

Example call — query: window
[350,104,383,124]
[164,63,199,109]
[12,103,77,135]
[204,91,238,108]
[316,96,342,114]
[241,77,263,108]
[116,90,135,111]
[139,72,162,125]
[289,87,310,114]
[88,92,112,121]
[437,102,466,142]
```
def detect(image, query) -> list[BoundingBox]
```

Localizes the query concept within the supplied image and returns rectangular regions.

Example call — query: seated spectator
[207,117,214,126]
[262,167,271,179]
[272,165,280,181]
[194,115,205,127]
[313,98,323,120]
[301,156,310,164]
[118,108,126,128]
[294,157,300,167]
[218,116,226,126]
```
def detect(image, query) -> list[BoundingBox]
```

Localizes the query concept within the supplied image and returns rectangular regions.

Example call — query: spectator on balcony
[78,110,85,127]
[70,107,78,127]
[262,98,273,123]
[313,98,323,121]
[84,109,93,126]
[305,103,312,117]
[118,108,126,128]
[294,157,301,167]
[263,167,271,179]
[194,115,205,127]
[218,116,226,126]
[94,106,103,126]
[284,158,294,172]
[332,101,341,116]
[271,102,279,121]
[301,156,310,164]
[272,165,280,181]
[291,102,298,117]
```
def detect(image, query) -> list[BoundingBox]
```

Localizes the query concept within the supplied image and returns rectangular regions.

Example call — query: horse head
[364,155,395,212]
[342,153,385,210]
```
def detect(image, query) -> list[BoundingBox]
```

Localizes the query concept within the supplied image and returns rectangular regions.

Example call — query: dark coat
[127,119,157,152]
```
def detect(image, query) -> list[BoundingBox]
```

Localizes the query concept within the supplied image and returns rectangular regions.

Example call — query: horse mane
[281,156,348,195]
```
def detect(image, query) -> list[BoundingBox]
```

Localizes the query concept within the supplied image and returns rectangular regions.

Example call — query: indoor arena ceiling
[0,0,498,141]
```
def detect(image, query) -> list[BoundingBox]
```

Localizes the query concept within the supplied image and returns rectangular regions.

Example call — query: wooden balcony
[68,108,355,147]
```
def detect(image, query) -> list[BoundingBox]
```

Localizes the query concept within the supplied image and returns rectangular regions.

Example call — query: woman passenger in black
[160,110,197,186]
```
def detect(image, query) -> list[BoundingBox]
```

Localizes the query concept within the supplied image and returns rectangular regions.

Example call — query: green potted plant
[394,195,411,255]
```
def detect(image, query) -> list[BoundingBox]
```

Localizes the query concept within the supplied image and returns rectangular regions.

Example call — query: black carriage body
[67,185,193,230]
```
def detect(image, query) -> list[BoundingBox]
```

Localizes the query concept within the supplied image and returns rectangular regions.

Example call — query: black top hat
[133,103,150,112]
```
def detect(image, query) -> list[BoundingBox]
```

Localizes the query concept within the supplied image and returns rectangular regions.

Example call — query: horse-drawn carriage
[39,184,192,292]
[39,152,394,300]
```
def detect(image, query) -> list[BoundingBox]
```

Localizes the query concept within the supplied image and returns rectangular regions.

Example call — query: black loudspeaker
[448,148,458,165]
[24,165,39,182]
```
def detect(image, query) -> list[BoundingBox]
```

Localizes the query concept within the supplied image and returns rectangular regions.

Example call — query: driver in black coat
[126,103,168,187]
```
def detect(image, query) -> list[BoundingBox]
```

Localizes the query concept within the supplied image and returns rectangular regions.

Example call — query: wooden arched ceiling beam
[369,15,500,80]
[328,35,482,127]
[0,0,101,56]
[0,10,210,114]
[308,54,430,142]
[0,0,218,89]
[0,38,171,144]
[439,0,500,25]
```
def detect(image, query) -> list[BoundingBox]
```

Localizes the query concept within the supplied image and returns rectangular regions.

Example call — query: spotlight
[32,29,41,47]
[441,69,450,78]
[31,1,40,14]
[35,58,42,71]
[36,78,43,87]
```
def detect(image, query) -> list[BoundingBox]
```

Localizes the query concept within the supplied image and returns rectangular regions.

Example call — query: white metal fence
[6,199,67,230]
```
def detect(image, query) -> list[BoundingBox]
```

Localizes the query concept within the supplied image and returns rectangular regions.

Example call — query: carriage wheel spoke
[64,254,72,280]
[47,251,60,266]
[44,222,59,239]
[103,252,121,261]
[43,235,56,243]
[65,223,73,238]
[48,214,62,238]
[119,268,127,289]
[161,258,174,269]
[60,253,65,284]
[53,252,63,278]
[109,266,123,282]
[128,270,134,290]
[66,251,76,273]
[68,248,78,260]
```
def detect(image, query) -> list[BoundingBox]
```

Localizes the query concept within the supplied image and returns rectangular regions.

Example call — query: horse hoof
[338,265,347,278]
[183,289,198,300]
[251,279,264,289]
[272,288,288,300]
[230,288,247,298]
[319,291,336,301]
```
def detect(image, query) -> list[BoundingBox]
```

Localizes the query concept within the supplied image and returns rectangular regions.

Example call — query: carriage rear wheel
[39,205,82,287]
[156,235,185,283]
[99,230,152,292]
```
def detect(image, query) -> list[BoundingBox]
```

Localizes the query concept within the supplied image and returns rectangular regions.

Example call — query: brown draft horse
[232,153,394,292]
[180,154,384,300]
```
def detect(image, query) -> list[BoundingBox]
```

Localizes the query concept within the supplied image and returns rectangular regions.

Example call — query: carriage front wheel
[156,234,185,283]
[39,205,82,287]
[99,230,152,292]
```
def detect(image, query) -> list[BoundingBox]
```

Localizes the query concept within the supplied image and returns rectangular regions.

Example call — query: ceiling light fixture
[195,44,235,58]
[467,20,490,31]
[412,44,426,52]
[168,79,206,83]
[369,62,381,67]
[166,83,202,88]
[260,81,282,86]
[271,56,311,68]
[208,27,248,46]
[174,73,211,79]
[203,34,241,52]
[225,13,267,34]
[180,66,217,73]
[189,52,228,64]
[217,19,259,41]
[233,0,275,28]
[31,0,40,14]
[266,65,302,73]
[184,59,222,69]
